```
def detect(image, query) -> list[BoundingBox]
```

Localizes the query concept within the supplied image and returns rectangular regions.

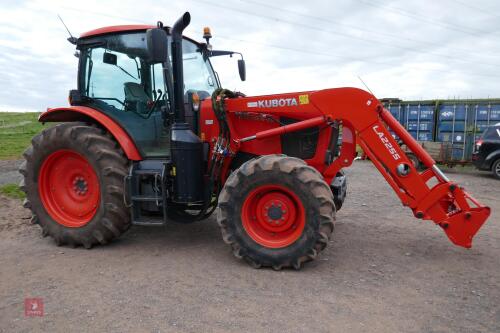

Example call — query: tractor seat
[124,82,149,113]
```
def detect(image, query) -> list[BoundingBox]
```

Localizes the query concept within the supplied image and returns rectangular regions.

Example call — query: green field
[0,112,47,160]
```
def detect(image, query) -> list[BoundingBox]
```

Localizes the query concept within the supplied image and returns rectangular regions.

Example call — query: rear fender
[39,106,142,160]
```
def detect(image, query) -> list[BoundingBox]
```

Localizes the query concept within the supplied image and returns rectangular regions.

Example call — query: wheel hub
[241,184,305,248]
[38,150,100,228]
[72,177,89,196]
[267,204,283,221]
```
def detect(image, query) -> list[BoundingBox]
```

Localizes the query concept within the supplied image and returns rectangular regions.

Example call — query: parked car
[472,123,500,179]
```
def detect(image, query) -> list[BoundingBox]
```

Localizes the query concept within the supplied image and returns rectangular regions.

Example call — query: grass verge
[0,183,25,199]
[0,112,45,160]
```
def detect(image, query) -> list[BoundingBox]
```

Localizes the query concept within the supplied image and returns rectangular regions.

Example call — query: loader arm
[228,87,490,248]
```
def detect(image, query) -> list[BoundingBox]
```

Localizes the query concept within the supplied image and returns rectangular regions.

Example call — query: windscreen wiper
[116,65,137,80]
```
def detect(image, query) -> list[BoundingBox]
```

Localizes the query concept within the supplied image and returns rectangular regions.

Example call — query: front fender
[39,106,142,161]
[485,149,500,168]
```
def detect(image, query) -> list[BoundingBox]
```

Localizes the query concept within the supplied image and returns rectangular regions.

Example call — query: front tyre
[217,155,335,270]
[19,122,131,248]
[492,159,500,180]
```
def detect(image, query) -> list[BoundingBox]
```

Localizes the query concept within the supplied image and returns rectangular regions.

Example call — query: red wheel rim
[38,150,100,227]
[241,184,306,248]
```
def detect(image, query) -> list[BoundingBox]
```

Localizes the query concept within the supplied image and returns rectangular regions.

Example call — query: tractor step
[131,195,163,202]
[133,169,163,176]
[132,217,165,226]
[126,159,170,226]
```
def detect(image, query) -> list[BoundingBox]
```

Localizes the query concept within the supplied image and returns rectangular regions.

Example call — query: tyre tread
[20,122,131,248]
[217,154,335,270]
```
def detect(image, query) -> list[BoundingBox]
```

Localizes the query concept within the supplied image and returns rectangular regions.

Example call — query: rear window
[483,126,500,140]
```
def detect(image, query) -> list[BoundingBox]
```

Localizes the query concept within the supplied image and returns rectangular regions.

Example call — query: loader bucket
[443,207,490,248]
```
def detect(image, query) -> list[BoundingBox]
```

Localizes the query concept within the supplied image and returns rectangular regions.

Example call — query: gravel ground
[0,160,498,333]
[0,160,22,186]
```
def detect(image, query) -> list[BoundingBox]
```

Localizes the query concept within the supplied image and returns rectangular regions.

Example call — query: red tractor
[21,13,490,269]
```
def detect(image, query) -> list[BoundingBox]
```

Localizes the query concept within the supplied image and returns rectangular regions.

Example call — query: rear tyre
[492,159,500,180]
[217,155,335,270]
[19,122,131,248]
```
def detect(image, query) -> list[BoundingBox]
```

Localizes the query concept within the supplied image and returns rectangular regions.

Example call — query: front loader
[20,12,491,269]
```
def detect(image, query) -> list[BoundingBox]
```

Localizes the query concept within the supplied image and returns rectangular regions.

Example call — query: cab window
[182,40,217,95]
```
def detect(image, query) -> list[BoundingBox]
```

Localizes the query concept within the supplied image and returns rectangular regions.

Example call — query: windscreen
[79,31,218,110]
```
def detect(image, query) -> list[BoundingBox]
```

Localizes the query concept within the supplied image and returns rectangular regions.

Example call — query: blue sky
[1,0,500,111]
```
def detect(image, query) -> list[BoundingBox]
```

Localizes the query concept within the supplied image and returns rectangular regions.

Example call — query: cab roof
[80,25,156,38]
[78,24,201,46]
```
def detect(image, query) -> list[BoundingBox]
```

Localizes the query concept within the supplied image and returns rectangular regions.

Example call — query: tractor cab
[73,25,220,157]
[57,15,247,226]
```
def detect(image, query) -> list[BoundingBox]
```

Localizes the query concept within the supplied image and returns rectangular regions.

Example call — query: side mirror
[146,28,168,63]
[103,52,117,65]
[238,59,246,81]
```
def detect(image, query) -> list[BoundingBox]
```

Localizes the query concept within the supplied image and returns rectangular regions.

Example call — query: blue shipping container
[387,103,406,123]
[405,104,435,141]
[489,104,500,122]
[439,104,467,121]
[437,104,470,138]
[451,146,465,160]
[381,98,500,162]
[474,104,490,121]
[471,104,500,142]
[386,103,406,140]
[437,131,466,143]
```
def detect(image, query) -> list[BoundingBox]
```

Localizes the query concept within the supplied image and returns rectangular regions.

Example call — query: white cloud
[0,0,499,111]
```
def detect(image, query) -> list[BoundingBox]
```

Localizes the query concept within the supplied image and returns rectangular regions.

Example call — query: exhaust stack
[169,12,203,203]
[171,12,191,123]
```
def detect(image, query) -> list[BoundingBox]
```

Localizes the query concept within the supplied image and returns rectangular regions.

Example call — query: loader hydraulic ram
[23,12,491,270]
